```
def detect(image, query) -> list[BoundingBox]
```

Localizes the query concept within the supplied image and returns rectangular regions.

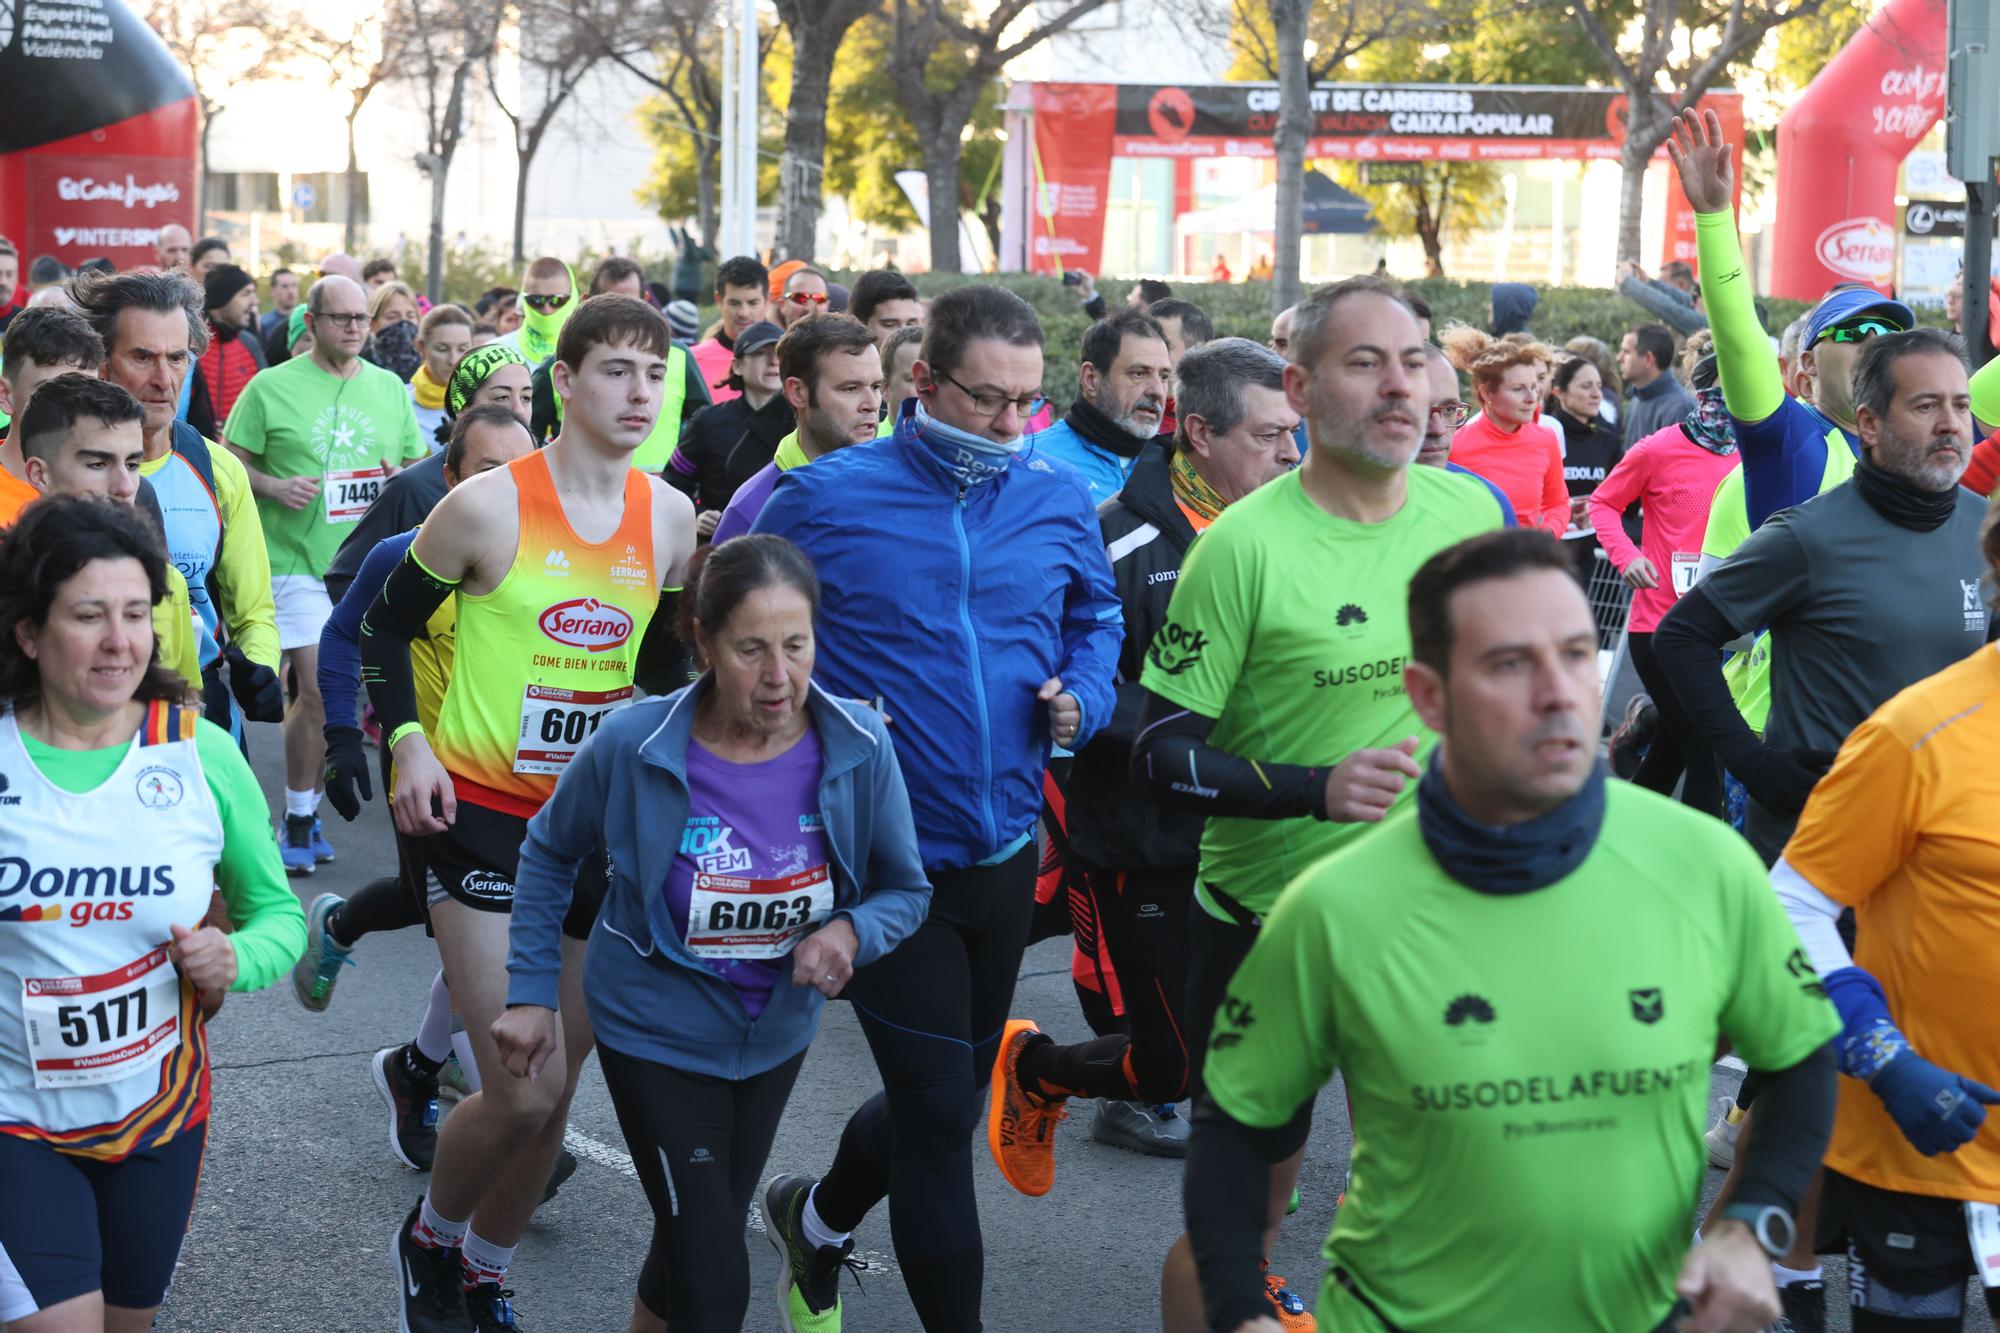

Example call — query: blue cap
[734,320,783,356]
[1805,288,1913,349]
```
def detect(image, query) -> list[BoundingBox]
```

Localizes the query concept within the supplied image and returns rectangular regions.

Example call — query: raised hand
[1665,108,1735,215]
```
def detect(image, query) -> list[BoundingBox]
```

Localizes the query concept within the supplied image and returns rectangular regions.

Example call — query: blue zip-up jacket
[506,680,932,1080]
[751,407,1124,870]
[1027,417,1141,504]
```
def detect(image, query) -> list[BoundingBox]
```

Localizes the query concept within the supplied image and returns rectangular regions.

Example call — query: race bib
[513,682,633,774]
[1967,1202,2000,1288]
[324,466,388,524]
[686,865,833,960]
[1671,552,1701,596]
[21,946,182,1090]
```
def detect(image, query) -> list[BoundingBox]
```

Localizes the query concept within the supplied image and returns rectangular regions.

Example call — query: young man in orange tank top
[357,294,698,1332]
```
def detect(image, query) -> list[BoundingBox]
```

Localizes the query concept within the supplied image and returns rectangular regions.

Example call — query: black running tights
[1627,630,1724,817]
[598,1042,805,1332]
[810,844,1037,1333]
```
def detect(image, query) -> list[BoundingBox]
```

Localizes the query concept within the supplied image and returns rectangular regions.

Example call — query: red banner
[24,152,195,270]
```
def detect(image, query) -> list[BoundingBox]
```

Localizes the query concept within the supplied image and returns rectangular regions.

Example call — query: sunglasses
[784,291,829,307]
[523,293,571,312]
[1815,318,1896,346]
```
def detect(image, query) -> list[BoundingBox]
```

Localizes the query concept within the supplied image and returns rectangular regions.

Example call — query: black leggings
[327,744,431,948]
[1626,630,1724,817]
[811,844,1038,1333]
[598,1043,805,1332]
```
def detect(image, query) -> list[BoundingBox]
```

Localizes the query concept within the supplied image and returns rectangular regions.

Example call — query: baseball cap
[1805,287,1913,349]
[734,320,782,356]
[664,299,700,342]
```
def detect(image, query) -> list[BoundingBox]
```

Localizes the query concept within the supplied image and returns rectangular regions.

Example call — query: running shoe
[1090,1099,1189,1157]
[1775,1278,1826,1333]
[1262,1262,1316,1331]
[372,1045,441,1172]
[310,815,336,864]
[466,1283,523,1330]
[987,1019,1068,1197]
[439,1053,472,1100]
[393,1200,468,1333]
[291,892,355,1012]
[541,1148,578,1203]
[1704,1099,1744,1170]
[280,814,316,876]
[765,1172,863,1332]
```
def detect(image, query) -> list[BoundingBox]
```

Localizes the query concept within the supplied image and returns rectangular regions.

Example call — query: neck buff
[1681,385,1737,456]
[411,363,449,411]
[286,303,309,351]
[1416,753,1606,895]
[446,343,528,417]
[1065,395,1152,459]
[372,320,422,381]
[913,401,1022,489]
[517,262,577,363]
[1853,453,1961,532]
[1170,448,1228,525]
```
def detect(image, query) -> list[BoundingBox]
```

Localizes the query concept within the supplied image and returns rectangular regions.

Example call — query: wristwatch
[1718,1202,1797,1260]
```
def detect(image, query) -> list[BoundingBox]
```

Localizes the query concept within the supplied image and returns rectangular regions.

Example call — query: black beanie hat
[203,263,255,312]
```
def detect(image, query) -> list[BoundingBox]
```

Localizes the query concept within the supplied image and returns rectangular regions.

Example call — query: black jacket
[1068,442,1204,871]
[667,392,791,511]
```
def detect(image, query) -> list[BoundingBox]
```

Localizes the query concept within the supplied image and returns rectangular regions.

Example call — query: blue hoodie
[1490,282,1539,336]
[751,407,1124,870]
[506,679,932,1079]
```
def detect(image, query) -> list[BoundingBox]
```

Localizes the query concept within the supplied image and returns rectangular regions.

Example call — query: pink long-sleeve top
[1587,422,1741,633]
[1448,415,1568,536]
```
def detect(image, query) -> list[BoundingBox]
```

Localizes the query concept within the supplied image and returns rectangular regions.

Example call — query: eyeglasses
[523,293,571,312]
[938,370,1042,419]
[1430,400,1472,426]
[1815,318,1897,346]
[784,291,829,307]
[311,311,369,328]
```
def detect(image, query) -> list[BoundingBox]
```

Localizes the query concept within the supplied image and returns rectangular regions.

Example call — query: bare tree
[487,0,608,263]
[771,0,878,262]
[884,0,1115,275]
[273,10,407,251]
[142,0,276,230]
[391,0,505,300]
[1566,0,1832,261]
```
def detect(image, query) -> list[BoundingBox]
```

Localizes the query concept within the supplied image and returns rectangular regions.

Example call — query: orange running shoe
[987,1019,1067,1196]
[1261,1261,1316,1331]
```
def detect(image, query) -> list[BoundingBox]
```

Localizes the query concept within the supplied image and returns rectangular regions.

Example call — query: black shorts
[0,1121,207,1319]
[1816,1167,1989,1295]
[420,798,608,941]
[1187,889,1312,1158]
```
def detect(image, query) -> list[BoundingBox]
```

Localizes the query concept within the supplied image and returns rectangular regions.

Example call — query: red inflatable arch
[0,0,198,272]
[1770,0,1946,298]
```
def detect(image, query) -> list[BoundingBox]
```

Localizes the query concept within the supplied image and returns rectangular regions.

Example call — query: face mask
[1684,386,1736,455]
[517,265,577,361]
[913,401,1023,488]
[372,320,423,381]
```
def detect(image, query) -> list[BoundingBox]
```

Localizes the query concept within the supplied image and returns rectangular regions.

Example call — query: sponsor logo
[1312,655,1408,690]
[1170,779,1220,799]
[544,548,571,573]
[1147,87,1196,142]
[135,766,184,809]
[1146,569,1179,586]
[1785,947,1827,999]
[1628,987,1664,1024]
[1412,1056,1709,1114]
[689,1147,715,1164]
[1444,993,1496,1026]
[1335,602,1368,628]
[798,813,825,832]
[538,598,634,652]
[1146,621,1208,675]
[0,859,176,900]
[0,772,16,807]
[1814,216,1896,283]
[458,870,514,902]
[1965,579,1984,613]
[0,903,64,924]
[608,562,648,585]
[1210,994,1256,1051]
[55,174,182,209]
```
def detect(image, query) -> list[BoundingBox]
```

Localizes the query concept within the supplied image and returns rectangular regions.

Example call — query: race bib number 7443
[325,467,387,524]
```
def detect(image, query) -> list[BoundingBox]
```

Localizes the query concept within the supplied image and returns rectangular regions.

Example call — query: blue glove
[1870,1048,2000,1156]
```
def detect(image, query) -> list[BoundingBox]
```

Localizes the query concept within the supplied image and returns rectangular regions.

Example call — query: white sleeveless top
[0,702,224,1150]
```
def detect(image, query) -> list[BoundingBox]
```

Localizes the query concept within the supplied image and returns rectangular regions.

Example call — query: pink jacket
[1587,423,1741,633]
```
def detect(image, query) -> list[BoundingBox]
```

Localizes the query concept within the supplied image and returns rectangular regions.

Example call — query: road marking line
[562,1127,904,1280]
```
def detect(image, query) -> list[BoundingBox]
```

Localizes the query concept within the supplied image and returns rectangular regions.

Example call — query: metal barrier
[1584,549,1634,733]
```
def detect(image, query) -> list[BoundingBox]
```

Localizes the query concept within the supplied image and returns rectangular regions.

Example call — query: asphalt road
[29,719,1982,1332]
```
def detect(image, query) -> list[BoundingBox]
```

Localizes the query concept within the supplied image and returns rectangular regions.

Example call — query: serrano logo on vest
[538,598,634,652]
[135,766,185,809]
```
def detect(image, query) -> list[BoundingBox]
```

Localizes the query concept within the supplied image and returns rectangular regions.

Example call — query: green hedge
[852,272,1817,415]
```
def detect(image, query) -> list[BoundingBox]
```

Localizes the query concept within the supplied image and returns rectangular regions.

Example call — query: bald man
[317,253,364,284]
[156,224,193,272]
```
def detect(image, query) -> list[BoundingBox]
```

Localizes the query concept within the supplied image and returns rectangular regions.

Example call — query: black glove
[322,725,374,821]
[224,642,284,723]
[1740,745,1836,818]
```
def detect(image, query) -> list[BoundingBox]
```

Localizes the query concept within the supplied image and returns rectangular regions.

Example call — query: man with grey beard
[1656,327,1993,866]
[1029,309,1172,503]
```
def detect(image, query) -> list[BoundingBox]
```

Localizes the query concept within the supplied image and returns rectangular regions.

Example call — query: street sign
[291,182,316,212]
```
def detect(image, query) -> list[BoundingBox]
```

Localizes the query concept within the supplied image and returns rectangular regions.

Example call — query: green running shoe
[765,1172,861,1331]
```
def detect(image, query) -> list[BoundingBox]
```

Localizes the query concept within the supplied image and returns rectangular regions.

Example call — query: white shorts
[273,575,335,651]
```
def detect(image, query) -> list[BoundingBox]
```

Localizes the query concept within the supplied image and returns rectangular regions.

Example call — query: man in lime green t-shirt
[223,273,425,871]
[1128,276,1507,1330]
[1187,528,1841,1333]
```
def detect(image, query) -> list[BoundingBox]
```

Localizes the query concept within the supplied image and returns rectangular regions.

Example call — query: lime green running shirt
[1138,465,1503,917]
[1204,782,1839,1331]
